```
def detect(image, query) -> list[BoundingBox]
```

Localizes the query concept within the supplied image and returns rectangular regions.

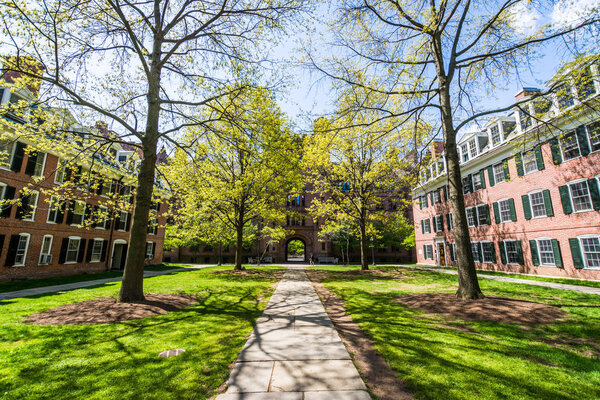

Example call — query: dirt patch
[542,337,600,358]
[307,271,413,400]
[395,293,566,325]
[212,269,286,280]
[24,294,198,325]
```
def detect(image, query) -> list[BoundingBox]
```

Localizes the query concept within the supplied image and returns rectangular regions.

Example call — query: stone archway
[285,237,306,262]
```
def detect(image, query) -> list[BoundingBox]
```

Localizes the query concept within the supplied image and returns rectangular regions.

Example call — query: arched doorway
[286,238,306,262]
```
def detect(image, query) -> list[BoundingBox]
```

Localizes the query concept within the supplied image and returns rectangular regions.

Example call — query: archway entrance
[286,238,306,262]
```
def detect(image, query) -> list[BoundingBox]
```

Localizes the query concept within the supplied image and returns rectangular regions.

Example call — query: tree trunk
[359,220,369,270]
[234,213,244,270]
[431,37,483,299]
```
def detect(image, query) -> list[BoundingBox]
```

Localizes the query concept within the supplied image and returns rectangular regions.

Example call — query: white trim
[527,189,547,219]
[497,198,512,223]
[576,234,600,270]
[502,239,520,265]
[70,200,86,226]
[32,152,47,177]
[480,240,495,263]
[13,233,31,267]
[22,191,39,222]
[566,178,593,213]
[89,238,104,263]
[0,139,16,171]
[39,235,54,265]
[534,237,557,267]
[64,236,82,264]
[559,130,581,162]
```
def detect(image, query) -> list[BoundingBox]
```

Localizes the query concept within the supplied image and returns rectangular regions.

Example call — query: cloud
[551,0,599,27]
[510,2,544,35]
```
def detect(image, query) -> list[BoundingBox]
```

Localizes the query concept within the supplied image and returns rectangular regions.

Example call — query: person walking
[309,253,315,266]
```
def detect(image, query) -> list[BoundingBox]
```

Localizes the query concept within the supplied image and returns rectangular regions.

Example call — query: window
[499,199,512,222]
[461,144,469,163]
[476,204,488,225]
[493,163,505,184]
[529,191,547,218]
[433,189,441,204]
[90,239,103,262]
[437,160,445,175]
[502,121,516,137]
[97,206,110,229]
[522,151,538,174]
[471,242,480,262]
[491,125,501,146]
[447,213,453,230]
[434,215,443,232]
[47,195,64,223]
[468,139,477,159]
[472,173,483,191]
[145,242,155,259]
[71,201,86,225]
[65,237,81,263]
[556,84,575,110]
[14,234,30,266]
[519,109,532,131]
[462,176,472,194]
[588,121,600,153]
[32,152,46,177]
[147,218,158,235]
[39,235,53,265]
[117,211,128,231]
[100,179,117,197]
[533,97,552,116]
[449,243,456,261]
[55,159,65,183]
[568,181,592,212]
[0,139,15,169]
[505,240,520,264]
[466,208,476,227]
[422,219,431,234]
[537,239,556,266]
[575,67,596,100]
[423,244,433,260]
[580,237,600,269]
[481,242,495,263]
[19,191,39,221]
[561,132,581,161]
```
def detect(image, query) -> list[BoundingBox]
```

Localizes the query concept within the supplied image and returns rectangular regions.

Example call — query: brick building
[0,78,166,282]
[413,61,600,279]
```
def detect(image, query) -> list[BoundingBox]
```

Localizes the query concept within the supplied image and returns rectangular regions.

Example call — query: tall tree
[165,87,302,270]
[312,0,599,298]
[0,0,301,300]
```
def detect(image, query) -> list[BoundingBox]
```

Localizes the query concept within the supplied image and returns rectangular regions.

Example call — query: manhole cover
[159,348,185,358]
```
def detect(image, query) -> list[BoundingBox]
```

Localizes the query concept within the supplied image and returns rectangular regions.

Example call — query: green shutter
[483,204,491,225]
[503,159,510,180]
[426,219,431,233]
[423,244,427,259]
[493,202,500,224]
[549,138,563,164]
[515,153,524,176]
[421,220,425,234]
[543,190,554,217]
[498,241,507,264]
[446,213,452,230]
[489,243,497,263]
[429,191,434,205]
[443,186,447,201]
[477,242,483,263]
[471,209,478,227]
[588,179,600,210]
[535,146,545,170]
[487,165,495,186]
[433,217,438,232]
[558,185,572,214]
[552,240,563,268]
[522,194,532,220]
[466,175,473,193]
[419,197,423,210]
[479,170,486,189]
[509,198,517,222]
[568,238,584,269]
[576,125,590,156]
[436,188,442,204]
[424,194,429,208]
[529,240,540,266]
[515,241,524,265]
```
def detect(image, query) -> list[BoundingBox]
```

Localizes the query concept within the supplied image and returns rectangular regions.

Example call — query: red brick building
[413,62,600,279]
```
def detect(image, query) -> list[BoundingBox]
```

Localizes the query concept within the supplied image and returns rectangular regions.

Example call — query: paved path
[0,265,214,300]
[216,266,369,400]
[404,265,600,295]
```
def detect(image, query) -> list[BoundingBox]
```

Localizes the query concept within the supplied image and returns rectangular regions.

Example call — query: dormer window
[533,97,552,116]
[502,121,516,138]
[117,150,132,164]
[519,109,532,132]
[491,125,501,146]
[576,66,596,100]
[556,84,575,110]
[468,139,477,159]
[461,144,469,163]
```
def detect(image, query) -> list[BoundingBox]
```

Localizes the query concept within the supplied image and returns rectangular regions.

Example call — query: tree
[311,0,599,298]
[318,219,357,265]
[0,0,302,300]
[165,87,302,270]
[304,91,423,270]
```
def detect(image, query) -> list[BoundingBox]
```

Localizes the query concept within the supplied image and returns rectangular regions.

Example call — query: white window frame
[491,124,502,146]
[22,191,39,222]
[54,159,66,184]
[90,239,104,263]
[32,152,47,177]
[0,182,6,199]
[578,234,600,270]
[535,237,556,267]
[0,139,15,171]
[65,236,81,264]
[493,163,505,184]
[471,242,480,263]
[117,211,128,231]
[522,150,538,175]
[476,204,487,225]
[567,178,593,213]
[481,241,494,263]
[468,139,478,159]
[39,235,53,265]
[13,233,30,267]
[447,213,453,230]
[96,206,109,230]
[423,218,431,234]
[434,215,443,232]
[560,131,581,161]
[503,239,520,265]
[71,200,86,226]
[466,207,476,227]
[587,121,600,153]
[528,190,547,218]
[46,195,62,224]
[472,172,483,191]
[498,199,512,223]
[145,241,154,259]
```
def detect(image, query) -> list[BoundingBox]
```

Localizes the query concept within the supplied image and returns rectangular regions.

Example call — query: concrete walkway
[216,266,369,400]
[0,265,213,300]
[406,265,600,295]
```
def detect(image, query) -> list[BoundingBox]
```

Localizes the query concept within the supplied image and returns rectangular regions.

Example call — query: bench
[248,256,273,264]
[317,256,339,264]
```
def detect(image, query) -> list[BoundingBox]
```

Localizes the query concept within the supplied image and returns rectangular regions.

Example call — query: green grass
[465,268,600,289]
[312,265,600,400]
[0,266,282,400]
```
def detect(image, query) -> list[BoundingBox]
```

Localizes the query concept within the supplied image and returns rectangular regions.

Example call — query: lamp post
[370,236,375,266]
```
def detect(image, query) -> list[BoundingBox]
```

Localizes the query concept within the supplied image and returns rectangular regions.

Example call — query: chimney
[1,56,45,98]
[430,140,444,158]
[515,87,540,101]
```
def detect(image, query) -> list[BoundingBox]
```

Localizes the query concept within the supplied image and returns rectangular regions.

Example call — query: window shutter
[477,242,483,263]
[96,178,104,195]
[0,235,4,258]
[549,138,562,165]
[125,213,132,231]
[467,175,474,193]
[515,241,524,264]
[558,185,572,214]
[576,125,590,155]
[443,185,448,201]
[587,179,600,210]
[421,220,425,234]
[535,146,545,170]
[493,202,500,224]
[91,205,99,228]
[479,170,486,189]
[77,239,87,263]
[115,212,121,229]
[10,142,26,172]
[487,166,495,186]
[436,188,442,204]
[426,219,431,233]
[84,203,92,223]
[551,240,563,268]
[423,195,428,208]
[100,240,108,262]
[529,240,540,266]
[15,195,30,220]
[86,239,94,262]
[1,185,15,218]
[58,238,69,264]
[490,243,497,263]
[429,191,434,205]
[508,198,517,222]
[515,153,524,176]
[423,245,426,259]
[503,159,510,180]
[483,204,491,225]
[4,235,20,266]
[521,195,532,220]
[498,241,507,264]
[433,218,438,232]
[151,242,156,259]
[472,209,479,227]
[24,151,38,175]
[543,190,554,217]
[66,200,75,224]
[439,215,444,231]
[568,238,584,269]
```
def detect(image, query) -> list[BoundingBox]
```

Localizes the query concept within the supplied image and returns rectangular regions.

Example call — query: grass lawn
[311,265,600,400]
[0,266,282,400]
[456,267,600,289]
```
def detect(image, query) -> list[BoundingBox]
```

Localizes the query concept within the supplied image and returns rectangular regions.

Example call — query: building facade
[413,61,600,279]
